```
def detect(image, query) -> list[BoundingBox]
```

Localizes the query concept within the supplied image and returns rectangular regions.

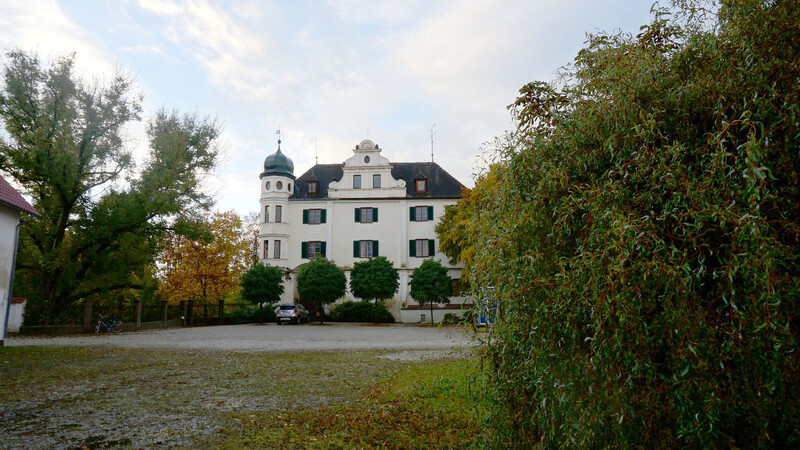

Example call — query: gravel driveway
[6,322,474,352]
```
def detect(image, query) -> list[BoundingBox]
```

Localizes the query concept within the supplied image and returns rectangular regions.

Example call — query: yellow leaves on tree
[157,210,251,306]
[435,164,501,283]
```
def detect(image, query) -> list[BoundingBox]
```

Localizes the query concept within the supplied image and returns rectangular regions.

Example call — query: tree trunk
[430,303,434,325]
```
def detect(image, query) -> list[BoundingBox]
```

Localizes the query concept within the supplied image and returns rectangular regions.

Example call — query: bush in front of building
[330,301,395,323]
[228,304,276,324]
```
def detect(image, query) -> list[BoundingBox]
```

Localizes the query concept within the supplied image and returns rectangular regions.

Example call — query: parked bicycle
[94,314,123,333]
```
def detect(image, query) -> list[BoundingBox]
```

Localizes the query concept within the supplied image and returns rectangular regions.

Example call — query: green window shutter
[301,242,308,259]
[409,240,416,257]
[427,206,433,220]
[373,240,379,256]
[302,209,309,224]
[373,207,378,223]
[321,209,327,223]
[428,239,435,256]
[409,206,416,221]
[321,241,327,257]
[353,241,360,257]
[355,208,360,222]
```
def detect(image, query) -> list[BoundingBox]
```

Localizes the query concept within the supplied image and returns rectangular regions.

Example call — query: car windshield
[279,305,296,310]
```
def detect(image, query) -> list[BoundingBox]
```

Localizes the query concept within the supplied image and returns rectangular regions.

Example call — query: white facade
[0,204,20,340]
[258,139,467,321]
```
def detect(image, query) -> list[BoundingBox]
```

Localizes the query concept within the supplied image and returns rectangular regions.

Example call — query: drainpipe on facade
[3,215,34,344]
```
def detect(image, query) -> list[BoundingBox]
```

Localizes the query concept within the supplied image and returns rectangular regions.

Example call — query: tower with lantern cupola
[259,138,295,285]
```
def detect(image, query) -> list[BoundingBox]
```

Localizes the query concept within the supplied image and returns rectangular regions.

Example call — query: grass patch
[218,358,484,449]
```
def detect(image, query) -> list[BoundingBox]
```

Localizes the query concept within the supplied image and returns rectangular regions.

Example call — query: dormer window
[307,181,318,195]
[353,174,361,189]
[415,178,427,194]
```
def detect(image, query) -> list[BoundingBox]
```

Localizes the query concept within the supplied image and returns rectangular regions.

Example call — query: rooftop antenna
[315,138,318,165]
[430,123,437,164]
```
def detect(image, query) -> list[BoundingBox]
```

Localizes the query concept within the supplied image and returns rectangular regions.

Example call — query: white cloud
[0,0,657,215]
[0,0,116,76]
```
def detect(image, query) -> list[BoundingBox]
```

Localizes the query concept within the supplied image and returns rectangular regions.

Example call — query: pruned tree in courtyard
[349,256,399,324]
[239,262,284,324]
[296,256,346,324]
[409,259,452,325]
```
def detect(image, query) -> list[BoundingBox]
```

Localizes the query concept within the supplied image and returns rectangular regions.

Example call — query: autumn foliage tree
[157,210,250,314]
[435,165,500,283]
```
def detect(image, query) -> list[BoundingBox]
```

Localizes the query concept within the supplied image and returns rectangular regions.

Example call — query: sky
[0,0,656,216]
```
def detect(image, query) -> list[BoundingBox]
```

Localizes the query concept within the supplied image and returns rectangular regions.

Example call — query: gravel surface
[6,322,474,352]
[1,325,476,449]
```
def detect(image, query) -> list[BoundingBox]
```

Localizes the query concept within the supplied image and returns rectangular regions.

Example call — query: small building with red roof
[0,174,40,344]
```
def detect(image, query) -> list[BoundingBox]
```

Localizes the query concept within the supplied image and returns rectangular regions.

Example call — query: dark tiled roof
[291,162,465,199]
[391,162,465,198]
[292,164,343,199]
[0,174,40,217]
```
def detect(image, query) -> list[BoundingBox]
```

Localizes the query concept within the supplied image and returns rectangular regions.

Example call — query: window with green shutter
[307,241,322,259]
[411,239,433,257]
[410,206,433,222]
[306,209,322,224]
[358,207,376,223]
[355,240,376,258]
[301,242,308,259]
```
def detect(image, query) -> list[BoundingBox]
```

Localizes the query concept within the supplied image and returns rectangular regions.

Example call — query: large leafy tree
[470,1,800,447]
[296,256,346,324]
[349,256,399,324]
[239,263,285,323]
[0,50,220,324]
[409,259,452,324]
[157,210,251,312]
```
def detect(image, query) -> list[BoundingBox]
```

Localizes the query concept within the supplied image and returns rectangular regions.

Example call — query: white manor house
[258,138,467,323]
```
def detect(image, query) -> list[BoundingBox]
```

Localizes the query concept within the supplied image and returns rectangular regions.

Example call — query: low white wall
[7,300,25,333]
[400,306,470,324]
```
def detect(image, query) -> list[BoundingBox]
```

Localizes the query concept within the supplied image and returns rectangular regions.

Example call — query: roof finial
[276,127,282,150]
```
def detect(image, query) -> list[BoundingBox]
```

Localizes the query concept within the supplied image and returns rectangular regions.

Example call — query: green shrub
[467,2,800,447]
[228,305,276,324]
[440,313,461,324]
[330,301,395,323]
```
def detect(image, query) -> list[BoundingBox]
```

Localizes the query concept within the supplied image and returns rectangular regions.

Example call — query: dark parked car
[275,303,310,324]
